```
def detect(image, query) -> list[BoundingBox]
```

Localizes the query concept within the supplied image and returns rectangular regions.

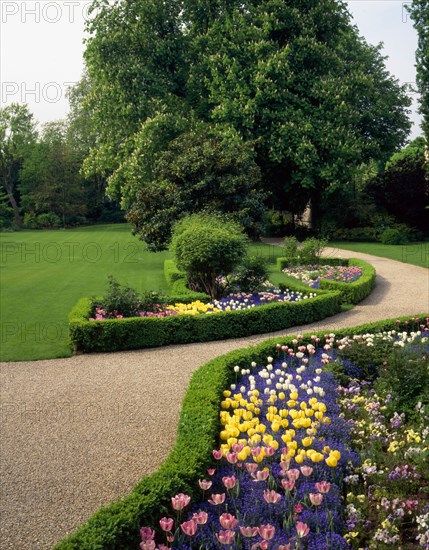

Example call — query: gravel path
[1,247,428,549]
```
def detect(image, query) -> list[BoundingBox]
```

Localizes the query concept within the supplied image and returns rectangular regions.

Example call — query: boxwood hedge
[276,257,376,304]
[56,314,428,550]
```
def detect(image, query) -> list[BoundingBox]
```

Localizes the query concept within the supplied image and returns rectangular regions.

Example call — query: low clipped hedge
[56,314,428,550]
[69,289,342,353]
[277,257,376,305]
[276,257,348,270]
[164,259,210,301]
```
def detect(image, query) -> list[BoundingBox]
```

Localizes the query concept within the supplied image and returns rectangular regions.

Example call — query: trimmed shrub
[379,227,409,245]
[57,314,428,550]
[171,214,248,298]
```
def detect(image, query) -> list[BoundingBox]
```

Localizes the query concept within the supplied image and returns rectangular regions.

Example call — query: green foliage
[282,236,299,266]
[119,121,265,251]
[379,228,409,245]
[299,238,328,265]
[60,314,427,549]
[171,214,248,298]
[231,255,269,293]
[69,290,342,353]
[0,189,13,228]
[33,212,62,229]
[375,340,429,419]
[91,276,165,318]
[407,1,429,142]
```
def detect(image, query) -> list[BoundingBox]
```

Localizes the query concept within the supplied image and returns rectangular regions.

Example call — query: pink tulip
[309,493,323,506]
[286,469,300,481]
[220,513,238,529]
[226,452,238,464]
[259,524,276,541]
[246,463,258,473]
[294,504,303,513]
[181,519,197,536]
[222,476,237,489]
[296,521,310,538]
[280,460,290,471]
[159,517,174,532]
[300,466,313,477]
[251,469,270,481]
[199,479,212,490]
[158,545,170,550]
[315,481,331,494]
[139,541,156,550]
[281,479,295,491]
[216,530,236,545]
[140,527,155,541]
[213,450,223,460]
[171,493,191,511]
[208,493,226,505]
[207,468,216,476]
[239,526,259,537]
[251,446,262,457]
[264,489,282,504]
[232,443,244,453]
[279,545,291,550]
[193,511,208,525]
[265,446,275,457]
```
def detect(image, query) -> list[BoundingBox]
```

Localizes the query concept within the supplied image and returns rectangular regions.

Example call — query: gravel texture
[0,246,428,549]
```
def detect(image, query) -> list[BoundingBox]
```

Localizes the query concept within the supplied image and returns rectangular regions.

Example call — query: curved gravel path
[0,247,428,549]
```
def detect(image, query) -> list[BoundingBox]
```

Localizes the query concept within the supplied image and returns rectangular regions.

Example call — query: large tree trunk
[2,176,22,227]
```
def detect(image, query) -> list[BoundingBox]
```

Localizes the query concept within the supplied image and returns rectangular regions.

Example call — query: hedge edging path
[0,246,428,549]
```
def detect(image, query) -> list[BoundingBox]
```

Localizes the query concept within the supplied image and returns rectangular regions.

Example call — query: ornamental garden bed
[276,258,376,305]
[68,263,341,354]
[55,315,429,550]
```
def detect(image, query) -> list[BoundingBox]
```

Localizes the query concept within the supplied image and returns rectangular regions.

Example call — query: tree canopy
[83,0,412,247]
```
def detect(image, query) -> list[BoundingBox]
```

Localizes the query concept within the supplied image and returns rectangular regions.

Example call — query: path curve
[0,247,428,549]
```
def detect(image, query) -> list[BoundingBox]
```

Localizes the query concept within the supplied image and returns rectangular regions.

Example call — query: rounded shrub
[379,227,408,245]
[171,214,248,298]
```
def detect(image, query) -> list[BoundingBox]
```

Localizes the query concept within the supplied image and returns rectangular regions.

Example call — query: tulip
[216,530,236,545]
[193,511,208,525]
[300,466,313,477]
[259,524,276,540]
[181,519,197,536]
[264,489,282,504]
[208,493,226,505]
[226,452,238,464]
[207,468,216,476]
[220,513,238,529]
[281,479,295,491]
[315,481,331,493]
[158,545,170,550]
[294,504,303,513]
[239,526,259,537]
[159,517,174,532]
[296,521,310,538]
[278,545,291,550]
[280,460,290,471]
[251,469,269,481]
[246,463,258,473]
[222,476,237,489]
[213,450,223,460]
[199,479,212,491]
[309,493,323,506]
[139,541,156,550]
[286,469,300,481]
[171,493,191,511]
[232,443,244,453]
[140,527,155,541]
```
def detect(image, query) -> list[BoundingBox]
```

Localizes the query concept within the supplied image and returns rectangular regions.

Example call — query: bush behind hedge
[56,314,428,550]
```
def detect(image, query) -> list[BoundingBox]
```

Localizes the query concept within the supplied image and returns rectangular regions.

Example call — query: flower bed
[282,265,363,289]
[277,258,376,305]
[56,315,428,550]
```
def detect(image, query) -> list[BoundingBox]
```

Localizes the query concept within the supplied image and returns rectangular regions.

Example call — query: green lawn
[0,226,285,362]
[329,241,429,269]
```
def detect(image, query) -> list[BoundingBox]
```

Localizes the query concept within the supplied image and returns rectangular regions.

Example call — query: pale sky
[0,0,422,140]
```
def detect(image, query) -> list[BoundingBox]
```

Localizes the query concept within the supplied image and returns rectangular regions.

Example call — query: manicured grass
[0,225,171,361]
[0,226,285,362]
[329,241,429,268]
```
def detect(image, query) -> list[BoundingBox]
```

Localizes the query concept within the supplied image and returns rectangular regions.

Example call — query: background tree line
[1,0,428,240]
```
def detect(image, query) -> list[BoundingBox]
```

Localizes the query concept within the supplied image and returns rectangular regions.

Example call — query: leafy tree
[83,0,412,239]
[116,119,265,251]
[364,137,429,231]
[407,0,429,141]
[19,121,86,227]
[0,104,37,226]
[0,189,13,228]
